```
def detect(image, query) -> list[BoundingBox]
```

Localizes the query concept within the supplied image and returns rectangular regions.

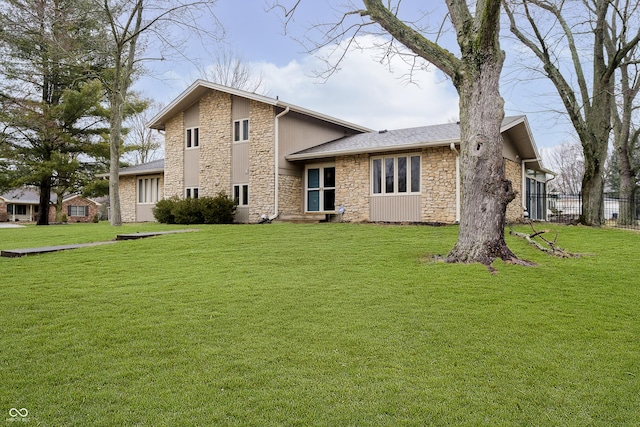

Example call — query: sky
[133,0,578,157]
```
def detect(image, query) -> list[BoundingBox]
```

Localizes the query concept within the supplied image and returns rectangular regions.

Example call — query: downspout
[450,143,460,222]
[274,106,290,216]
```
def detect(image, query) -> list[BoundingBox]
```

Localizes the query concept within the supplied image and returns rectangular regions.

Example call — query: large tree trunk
[37,176,52,225]
[580,145,606,226]
[109,95,123,226]
[617,145,636,225]
[446,52,516,264]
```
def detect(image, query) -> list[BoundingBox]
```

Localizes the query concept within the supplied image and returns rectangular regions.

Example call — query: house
[0,188,101,223]
[116,80,552,224]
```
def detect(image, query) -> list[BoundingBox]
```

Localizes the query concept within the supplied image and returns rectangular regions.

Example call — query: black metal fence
[527,194,640,230]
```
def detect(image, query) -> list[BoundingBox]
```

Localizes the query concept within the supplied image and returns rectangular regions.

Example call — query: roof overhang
[148,80,373,134]
[286,138,459,161]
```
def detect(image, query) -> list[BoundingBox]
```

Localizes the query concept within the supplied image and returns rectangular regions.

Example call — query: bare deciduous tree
[123,99,164,165]
[543,142,584,194]
[197,48,264,93]
[273,0,523,265]
[97,0,223,226]
[503,0,640,226]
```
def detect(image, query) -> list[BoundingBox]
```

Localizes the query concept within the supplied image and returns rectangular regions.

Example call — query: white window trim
[304,163,336,213]
[185,187,199,199]
[370,154,421,196]
[233,184,249,206]
[137,176,162,204]
[233,119,249,142]
[185,127,199,149]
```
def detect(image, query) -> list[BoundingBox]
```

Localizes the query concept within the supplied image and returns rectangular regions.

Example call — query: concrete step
[275,213,327,223]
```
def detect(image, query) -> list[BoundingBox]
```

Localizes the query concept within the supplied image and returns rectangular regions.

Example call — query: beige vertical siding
[184,103,199,128]
[235,206,249,223]
[232,141,250,183]
[232,96,249,120]
[370,195,422,222]
[184,149,199,188]
[278,112,355,170]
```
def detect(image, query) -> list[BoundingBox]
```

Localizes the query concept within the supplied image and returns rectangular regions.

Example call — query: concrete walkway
[1,229,198,258]
[0,223,26,228]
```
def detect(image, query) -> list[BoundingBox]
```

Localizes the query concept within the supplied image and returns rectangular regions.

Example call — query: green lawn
[1,222,638,426]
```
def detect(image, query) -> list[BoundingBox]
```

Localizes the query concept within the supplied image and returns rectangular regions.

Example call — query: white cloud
[253,35,460,131]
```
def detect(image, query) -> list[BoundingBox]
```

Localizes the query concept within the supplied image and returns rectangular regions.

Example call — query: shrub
[173,197,204,225]
[201,192,237,224]
[153,193,236,225]
[153,197,179,224]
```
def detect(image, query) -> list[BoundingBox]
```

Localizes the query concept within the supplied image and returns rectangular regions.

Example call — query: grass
[0,222,638,426]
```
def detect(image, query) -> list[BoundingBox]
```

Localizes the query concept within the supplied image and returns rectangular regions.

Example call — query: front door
[306,165,335,212]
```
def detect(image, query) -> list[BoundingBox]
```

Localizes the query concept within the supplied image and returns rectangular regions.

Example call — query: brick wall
[48,196,101,223]
[0,199,7,222]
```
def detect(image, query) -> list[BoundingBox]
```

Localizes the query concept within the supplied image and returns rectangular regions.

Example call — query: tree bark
[446,29,517,264]
[360,0,517,265]
[37,176,52,225]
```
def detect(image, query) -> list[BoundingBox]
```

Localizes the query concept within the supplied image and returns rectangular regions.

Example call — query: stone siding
[335,154,370,222]
[164,112,185,198]
[422,147,457,223]
[120,176,137,223]
[248,100,275,220]
[199,92,232,198]
[278,173,303,216]
[505,158,523,222]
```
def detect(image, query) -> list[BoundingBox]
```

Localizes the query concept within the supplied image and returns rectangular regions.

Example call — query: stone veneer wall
[335,154,370,222]
[120,175,137,222]
[199,92,232,197]
[505,158,523,222]
[278,173,302,216]
[163,112,185,198]
[248,100,275,220]
[422,147,457,223]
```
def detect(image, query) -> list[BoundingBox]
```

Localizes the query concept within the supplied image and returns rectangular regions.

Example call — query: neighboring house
[0,188,101,223]
[116,80,553,223]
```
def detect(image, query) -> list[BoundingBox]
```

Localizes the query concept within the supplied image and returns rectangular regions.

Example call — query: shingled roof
[287,116,528,161]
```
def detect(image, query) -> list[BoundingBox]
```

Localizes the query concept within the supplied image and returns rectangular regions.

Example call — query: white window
[138,177,161,204]
[305,164,335,212]
[186,127,199,148]
[233,184,249,206]
[185,187,199,199]
[68,205,89,217]
[233,119,249,142]
[371,155,421,195]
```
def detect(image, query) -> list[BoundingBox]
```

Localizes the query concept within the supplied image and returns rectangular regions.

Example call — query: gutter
[274,105,290,216]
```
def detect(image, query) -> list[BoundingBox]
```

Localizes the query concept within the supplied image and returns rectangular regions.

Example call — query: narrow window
[398,156,407,193]
[410,156,420,192]
[385,158,394,193]
[242,184,249,206]
[372,159,382,194]
[234,119,249,142]
[186,127,199,148]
